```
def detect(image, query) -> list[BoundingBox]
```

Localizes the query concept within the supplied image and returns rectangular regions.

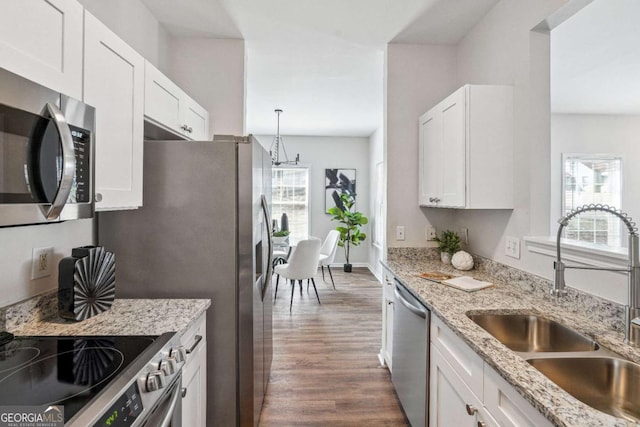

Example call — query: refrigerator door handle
[261,194,273,301]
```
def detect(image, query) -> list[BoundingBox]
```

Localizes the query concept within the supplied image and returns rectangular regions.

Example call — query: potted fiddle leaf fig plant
[328,192,368,272]
[434,230,461,265]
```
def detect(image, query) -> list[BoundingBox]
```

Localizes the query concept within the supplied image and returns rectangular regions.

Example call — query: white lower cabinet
[430,346,495,427]
[83,11,144,210]
[430,315,553,427]
[484,364,552,427]
[379,267,395,369]
[181,313,207,427]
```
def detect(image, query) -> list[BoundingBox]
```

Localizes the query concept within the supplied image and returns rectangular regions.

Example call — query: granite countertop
[384,251,640,427]
[8,298,211,337]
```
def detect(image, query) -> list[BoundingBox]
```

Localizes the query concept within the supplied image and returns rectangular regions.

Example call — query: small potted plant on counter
[328,192,368,272]
[434,230,461,265]
[272,230,290,246]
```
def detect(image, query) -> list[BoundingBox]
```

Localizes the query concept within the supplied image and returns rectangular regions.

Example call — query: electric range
[0,332,186,427]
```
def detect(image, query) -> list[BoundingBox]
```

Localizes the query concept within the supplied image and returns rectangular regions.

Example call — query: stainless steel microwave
[0,67,95,227]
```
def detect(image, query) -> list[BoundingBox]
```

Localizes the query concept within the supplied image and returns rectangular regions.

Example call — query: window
[272,167,309,244]
[562,154,622,246]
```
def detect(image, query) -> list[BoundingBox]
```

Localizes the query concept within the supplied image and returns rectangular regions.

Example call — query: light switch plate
[396,226,405,241]
[426,226,437,241]
[505,236,520,259]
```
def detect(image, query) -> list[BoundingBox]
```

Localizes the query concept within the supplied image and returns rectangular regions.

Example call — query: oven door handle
[158,380,182,427]
[42,102,76,220]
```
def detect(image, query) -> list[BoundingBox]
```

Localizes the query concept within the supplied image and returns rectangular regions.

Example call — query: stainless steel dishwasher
[392,279,429,427]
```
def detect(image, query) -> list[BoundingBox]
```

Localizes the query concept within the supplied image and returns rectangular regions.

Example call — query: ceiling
[141,0,499,136]
[551,0,640,114]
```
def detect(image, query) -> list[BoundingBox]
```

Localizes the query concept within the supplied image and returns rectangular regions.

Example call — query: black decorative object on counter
[58,246,116,321]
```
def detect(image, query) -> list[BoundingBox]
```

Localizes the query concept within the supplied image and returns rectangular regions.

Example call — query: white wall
[0,220,94,307]
[256,135,371,266]
[385,1,634,304]
[451,0,633,304]
[166,38,246,137]
[78,0,171,73]
[451,0,567,265]
[550,114,640,227]
[385,0,629,304]
[385,43,458,248]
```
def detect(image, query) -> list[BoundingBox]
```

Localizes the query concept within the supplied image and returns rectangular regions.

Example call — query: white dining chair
[273,238,322,312]
[318,230,340,289]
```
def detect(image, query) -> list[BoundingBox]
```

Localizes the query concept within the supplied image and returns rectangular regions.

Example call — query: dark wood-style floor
[259,267,409,426]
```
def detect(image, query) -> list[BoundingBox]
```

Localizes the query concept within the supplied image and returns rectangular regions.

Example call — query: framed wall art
[325,168,356,213]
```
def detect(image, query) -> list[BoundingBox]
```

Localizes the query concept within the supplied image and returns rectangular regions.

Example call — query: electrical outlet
[505,236,520,259]
[460,228,469,244]
[396,226,405,241]
[426,226,437,241]
[31,247,53,280]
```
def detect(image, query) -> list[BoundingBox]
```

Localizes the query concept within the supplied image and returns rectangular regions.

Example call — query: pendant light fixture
[270,109,299,166]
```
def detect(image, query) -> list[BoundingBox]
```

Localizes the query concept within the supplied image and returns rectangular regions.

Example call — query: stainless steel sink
[467,313,598,352]
[528,357,640,422]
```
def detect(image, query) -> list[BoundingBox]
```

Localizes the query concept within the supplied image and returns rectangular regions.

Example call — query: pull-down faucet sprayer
[552,204,640,346]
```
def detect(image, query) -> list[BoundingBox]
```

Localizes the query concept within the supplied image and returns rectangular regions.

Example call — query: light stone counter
[7,296,210,338]
[384,248,640,427]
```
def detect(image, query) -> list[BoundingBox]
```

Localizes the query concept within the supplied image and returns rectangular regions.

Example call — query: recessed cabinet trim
[84,11,145,211]
[419,84,514,209]
[0,0,83,99]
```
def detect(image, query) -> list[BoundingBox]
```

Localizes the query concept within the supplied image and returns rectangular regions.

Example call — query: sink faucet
[553,204,640,346]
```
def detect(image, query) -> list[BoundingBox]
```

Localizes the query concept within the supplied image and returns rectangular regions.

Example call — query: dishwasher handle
[394,283,427,319]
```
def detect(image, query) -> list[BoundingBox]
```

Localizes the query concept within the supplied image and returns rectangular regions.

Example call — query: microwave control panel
[70,125,91,203]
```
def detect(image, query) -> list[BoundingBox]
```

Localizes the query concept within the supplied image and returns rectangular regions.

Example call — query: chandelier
[270,109,299,166]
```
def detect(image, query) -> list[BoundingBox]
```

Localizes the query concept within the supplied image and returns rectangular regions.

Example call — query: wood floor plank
[259,268,409,426]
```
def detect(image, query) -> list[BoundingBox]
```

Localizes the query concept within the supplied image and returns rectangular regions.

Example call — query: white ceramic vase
[440,252,452,265]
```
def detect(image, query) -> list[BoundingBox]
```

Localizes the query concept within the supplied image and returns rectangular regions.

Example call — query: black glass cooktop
[0,336,156,423]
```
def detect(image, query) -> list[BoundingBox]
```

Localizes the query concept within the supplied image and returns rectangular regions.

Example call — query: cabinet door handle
[181,387,188,398]
[187,126,193,133]
[477,421,486,427]
[185,334,203,354]
[387,300,393,305]
[465,404,478,416]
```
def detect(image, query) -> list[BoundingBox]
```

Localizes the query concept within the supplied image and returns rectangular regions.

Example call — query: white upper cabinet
[144,61,210,141]
[0,0,83,99]
[182,97,209,141]
[84,11,144,211]
[419,85,513,209]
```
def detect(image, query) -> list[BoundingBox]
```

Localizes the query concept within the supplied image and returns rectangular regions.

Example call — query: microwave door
[26,103,76,220]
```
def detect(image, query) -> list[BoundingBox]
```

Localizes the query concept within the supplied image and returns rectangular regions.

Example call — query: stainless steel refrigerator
[98,135,273,427]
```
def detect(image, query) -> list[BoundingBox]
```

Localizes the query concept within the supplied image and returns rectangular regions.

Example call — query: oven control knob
[159,356,178,376]
[170,346,187,363]
[145,370,166,392]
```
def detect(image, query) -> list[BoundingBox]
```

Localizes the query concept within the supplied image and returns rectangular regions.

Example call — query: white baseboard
[322,263,383,282]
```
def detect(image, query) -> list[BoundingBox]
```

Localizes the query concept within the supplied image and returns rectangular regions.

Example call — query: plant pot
[440,252,452,265]
[272,236,289,246]
[343,263,353,272]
